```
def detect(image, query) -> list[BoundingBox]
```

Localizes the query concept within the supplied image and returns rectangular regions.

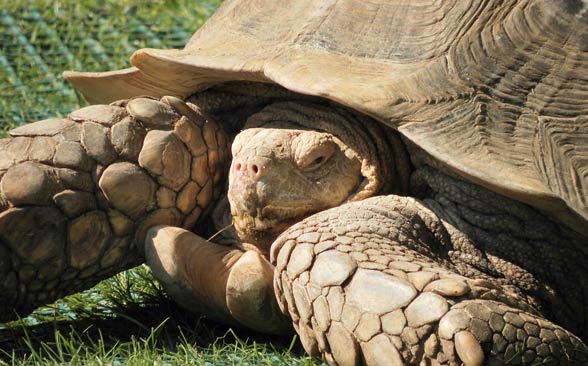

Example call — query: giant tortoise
[1,0,588,365]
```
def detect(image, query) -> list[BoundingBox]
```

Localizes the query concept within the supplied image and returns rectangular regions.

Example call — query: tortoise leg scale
[0,96,229,321]
[272,196,588,366]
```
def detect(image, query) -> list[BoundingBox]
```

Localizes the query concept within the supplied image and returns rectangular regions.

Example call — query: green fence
[0,1,221,132]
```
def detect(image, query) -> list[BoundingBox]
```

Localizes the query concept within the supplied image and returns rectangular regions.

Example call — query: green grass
[0,266,316,366]
[0,0,221,132]
[0,1,319,364]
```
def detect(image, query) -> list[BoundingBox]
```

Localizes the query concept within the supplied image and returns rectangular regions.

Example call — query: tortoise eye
[311,156,325,166]
[297,142,336,172]
[304,155,327,171]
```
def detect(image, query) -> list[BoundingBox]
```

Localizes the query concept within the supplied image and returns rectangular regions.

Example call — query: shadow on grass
[0,267,316,366]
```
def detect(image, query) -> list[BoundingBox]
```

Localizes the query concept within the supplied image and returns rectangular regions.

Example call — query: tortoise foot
[226,250,292,334]
[145,225,290,334]
[272,196,588,366]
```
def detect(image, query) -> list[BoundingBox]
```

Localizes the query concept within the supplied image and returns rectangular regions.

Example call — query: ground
[0,1,317,364]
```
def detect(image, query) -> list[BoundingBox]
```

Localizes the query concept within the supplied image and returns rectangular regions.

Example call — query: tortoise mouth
[232,214,293,256]
[231,205,316,245]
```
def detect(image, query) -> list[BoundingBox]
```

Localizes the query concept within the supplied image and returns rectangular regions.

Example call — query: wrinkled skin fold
[1,91,588,366]
[144,99,588,365]
[2,0,588,364]
[271,193,588,366]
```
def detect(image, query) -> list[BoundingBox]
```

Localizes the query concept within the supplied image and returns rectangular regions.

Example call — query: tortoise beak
[228,158,267,219]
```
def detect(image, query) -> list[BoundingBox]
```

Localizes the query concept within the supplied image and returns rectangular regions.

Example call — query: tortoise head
[227,101,409,252]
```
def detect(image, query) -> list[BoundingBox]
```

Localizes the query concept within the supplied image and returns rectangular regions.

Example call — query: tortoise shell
[65,0,588,234]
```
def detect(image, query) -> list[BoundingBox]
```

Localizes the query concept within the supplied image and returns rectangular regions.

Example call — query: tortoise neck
[411,166,588,338]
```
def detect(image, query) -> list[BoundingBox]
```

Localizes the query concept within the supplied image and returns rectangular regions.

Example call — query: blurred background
[0,0,220,133]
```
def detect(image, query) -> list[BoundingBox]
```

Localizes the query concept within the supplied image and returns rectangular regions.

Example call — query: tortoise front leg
[272,196,588,366]
[0,97,229,321]
[144,225,291,335]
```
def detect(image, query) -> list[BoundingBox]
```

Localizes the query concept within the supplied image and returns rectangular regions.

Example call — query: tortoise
[1,0,588,365]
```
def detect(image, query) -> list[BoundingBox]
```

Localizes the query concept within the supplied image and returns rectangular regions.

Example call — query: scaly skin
[147,101,588,365]
[272,180,588,366]
[0,96,229,320]
[3,94,586,365]
[146,101,396,334]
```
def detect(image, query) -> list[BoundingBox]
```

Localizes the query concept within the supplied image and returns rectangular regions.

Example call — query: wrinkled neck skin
[409,160,588,338]
[214,101,409,257]
[202,93,588,337]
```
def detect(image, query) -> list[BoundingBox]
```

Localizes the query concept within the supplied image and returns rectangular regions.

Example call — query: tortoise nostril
[234,158,266,180]
[249,162,265,181]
